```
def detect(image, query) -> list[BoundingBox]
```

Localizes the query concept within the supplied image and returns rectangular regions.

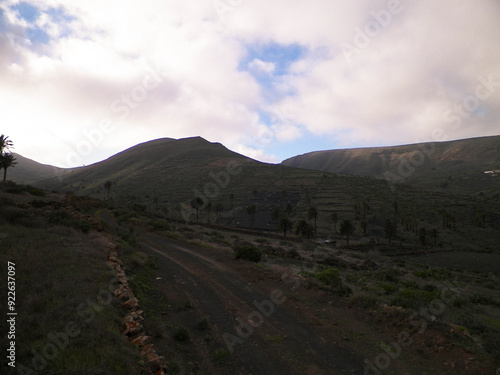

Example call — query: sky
[1,0,499,168]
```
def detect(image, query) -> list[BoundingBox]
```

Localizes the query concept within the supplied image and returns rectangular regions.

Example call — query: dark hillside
[282,136,500,197]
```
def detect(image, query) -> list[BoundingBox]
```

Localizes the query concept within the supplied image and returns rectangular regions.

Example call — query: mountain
[7,135,500,251]
[9,153,66,185]
[282,136,500,196]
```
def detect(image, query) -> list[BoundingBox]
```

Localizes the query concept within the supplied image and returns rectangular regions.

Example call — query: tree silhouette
[295,219,314,239]
[330,212,338,234]
[246,205,257,229]
[104,181,112,200]
[430,228,438,247]
[206,201,212,223]
[384,218,396,244]
[270,206,281,233]
[339,219,354,248]
[191,197,204,222]
[360,219,367,236]
[215,203,224,222]
[278,217,294,237]
[0,134,13,154]
[418,227,427,246]
[307,206,318,238]
[0,153,16,184]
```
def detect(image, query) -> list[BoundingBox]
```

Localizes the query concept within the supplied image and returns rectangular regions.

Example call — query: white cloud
[0,0,499,167]
[248,58,275,74]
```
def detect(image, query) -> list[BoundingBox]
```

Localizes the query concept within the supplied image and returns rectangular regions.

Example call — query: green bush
[196,317,210,331]
[316,268,341,287]
[391,288,438,310]
[173,326,190,342]
[378,283,398,295]
[376,268,401,282]
[151,219,170,231]
[233,245,262,262]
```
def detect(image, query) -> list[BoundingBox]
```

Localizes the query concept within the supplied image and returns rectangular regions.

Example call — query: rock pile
[107,244,167,374]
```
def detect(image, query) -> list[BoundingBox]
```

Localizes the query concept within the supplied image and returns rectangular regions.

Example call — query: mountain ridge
[281,135,500,196]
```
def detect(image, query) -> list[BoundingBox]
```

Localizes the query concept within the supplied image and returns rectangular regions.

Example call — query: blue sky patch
[12,2,40,23]
[242,42,305,76]
[240,42,305,92]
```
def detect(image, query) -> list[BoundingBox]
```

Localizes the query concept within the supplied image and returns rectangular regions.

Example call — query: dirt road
[139,232,365,375]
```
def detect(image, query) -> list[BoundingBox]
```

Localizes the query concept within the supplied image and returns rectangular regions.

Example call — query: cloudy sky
[1,0,499,168]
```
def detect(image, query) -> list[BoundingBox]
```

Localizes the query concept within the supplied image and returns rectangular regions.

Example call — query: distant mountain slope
[8,135,500,251]
[282,136,500,196]
[34,136,257,196]
[9,153,66,185]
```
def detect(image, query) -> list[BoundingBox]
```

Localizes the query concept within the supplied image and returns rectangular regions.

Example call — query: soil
[135,230,498,375]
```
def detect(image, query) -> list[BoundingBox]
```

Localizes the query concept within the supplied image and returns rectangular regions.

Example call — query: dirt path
[139,232,365,375]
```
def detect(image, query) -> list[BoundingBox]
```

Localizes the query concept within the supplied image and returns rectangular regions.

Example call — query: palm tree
[215,202,224,222]
[205,201,213,223]
[246,205,257,229]
[0,134,13,154]
[339,219,354,248]
[270,206,281,233]
[384,218,396,244]
[307,206,318,238]
[360,219,367,236]
[418,227,427,246]
[191,197,204,222]
[278,217,294,237]
[330,212,338,234]
[104,181,112,200]
[0,153,16,184]
[430,228,438,247]
[295,219,314,239]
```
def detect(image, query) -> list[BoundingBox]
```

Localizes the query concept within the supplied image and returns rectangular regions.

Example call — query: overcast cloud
[1,0,499,167]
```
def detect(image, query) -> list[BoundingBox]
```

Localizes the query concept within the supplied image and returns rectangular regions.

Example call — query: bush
[316,268,341,287]
[378,283,398,295]
[151,219,170,231]
[376,268,401,283]
[391,288,438,310]
[196,317,210,331]
[173,326,190,342]
[48,210,91,234]
[233,245,262,262]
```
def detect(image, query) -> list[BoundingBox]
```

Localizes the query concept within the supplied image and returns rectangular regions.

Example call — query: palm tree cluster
[0,135,16,184]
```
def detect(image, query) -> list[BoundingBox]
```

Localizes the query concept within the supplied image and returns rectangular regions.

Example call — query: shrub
[173,326,190,342]
[391,288,438,310]
[233,245,262,262]
[378,283,398,295]
[315,268,341,287]
[196,317,210,331]
[151,219,170,231]
[376,268,401,283]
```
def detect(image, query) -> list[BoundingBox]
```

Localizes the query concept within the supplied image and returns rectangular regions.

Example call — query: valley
[1,135,499,374]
